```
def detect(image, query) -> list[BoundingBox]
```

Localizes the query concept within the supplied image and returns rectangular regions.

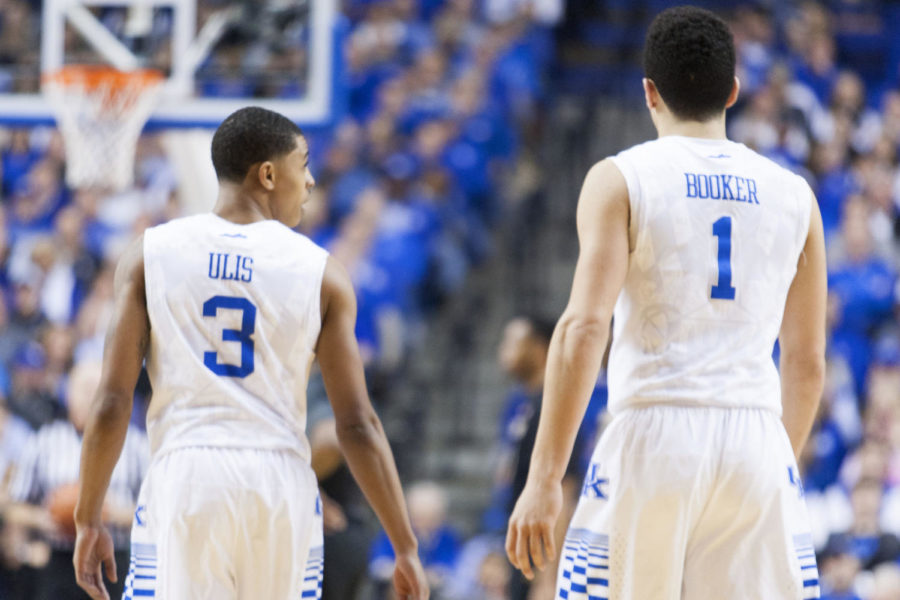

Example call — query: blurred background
[0,0,898,599]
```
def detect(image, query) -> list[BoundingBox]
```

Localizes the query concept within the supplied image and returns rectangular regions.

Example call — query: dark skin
[73,134,429,600]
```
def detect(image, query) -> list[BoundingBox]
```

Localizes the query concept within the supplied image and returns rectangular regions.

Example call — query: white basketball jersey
[607,135,813,415]
[142,213,329,462]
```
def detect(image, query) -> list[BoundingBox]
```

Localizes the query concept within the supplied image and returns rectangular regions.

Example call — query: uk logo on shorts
[788,466,805,499]
[557,528,609,600]
[134,504,147,527]
[581,464,608,500]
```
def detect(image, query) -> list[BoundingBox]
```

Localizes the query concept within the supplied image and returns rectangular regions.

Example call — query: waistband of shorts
[150,442,310,465]
[612,401,782,418]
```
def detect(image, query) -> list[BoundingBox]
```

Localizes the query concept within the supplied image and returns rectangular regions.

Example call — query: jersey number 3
[202,295,256,377]
[711,216,736,300]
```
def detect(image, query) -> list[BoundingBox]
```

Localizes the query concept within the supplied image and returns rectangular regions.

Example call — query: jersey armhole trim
[608,155,639,252]
[798,177,815,262]
[142,229,159,340]
[305,247,329,354]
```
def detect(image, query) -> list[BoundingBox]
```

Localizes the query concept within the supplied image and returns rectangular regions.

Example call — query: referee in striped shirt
[7,360,148,600]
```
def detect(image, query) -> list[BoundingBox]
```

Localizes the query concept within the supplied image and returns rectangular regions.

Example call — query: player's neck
[213,187,273,224]
[654,114,728,141]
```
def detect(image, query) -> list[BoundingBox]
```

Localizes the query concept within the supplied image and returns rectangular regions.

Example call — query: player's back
[142,213,328,461]
[607,135,812,414]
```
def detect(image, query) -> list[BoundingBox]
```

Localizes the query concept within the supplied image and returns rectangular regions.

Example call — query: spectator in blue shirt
[827,197,897,394]
[818,532,863,600]
[823,478,900,573]
[369,481,461,598]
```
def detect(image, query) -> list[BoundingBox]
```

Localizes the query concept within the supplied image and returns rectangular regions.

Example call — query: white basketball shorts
[557,405,819,600]
[122,447,323,600]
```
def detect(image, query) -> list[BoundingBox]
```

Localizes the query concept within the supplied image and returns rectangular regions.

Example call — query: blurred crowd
[0,0,898,599]
[724,2,900,599]
[0,0,557,598]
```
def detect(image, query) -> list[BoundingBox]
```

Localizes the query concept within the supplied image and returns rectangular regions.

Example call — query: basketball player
[506,7,826,599]
[71,107,429,600]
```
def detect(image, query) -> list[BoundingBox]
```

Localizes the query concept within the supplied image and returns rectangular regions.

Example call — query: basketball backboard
[0,0,341,129]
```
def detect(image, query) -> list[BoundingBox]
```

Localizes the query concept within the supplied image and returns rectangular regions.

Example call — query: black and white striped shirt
[9,419,149,549]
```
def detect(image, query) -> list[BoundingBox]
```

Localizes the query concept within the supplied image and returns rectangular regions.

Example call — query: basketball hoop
[43,65,164,191]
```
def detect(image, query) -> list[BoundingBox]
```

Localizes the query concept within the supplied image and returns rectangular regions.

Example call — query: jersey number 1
[711,216,736,300]
[202,295,256,377]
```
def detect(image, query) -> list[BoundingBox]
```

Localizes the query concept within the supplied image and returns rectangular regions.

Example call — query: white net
[44,66,164,191]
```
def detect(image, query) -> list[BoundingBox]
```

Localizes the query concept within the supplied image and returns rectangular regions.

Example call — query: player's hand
[506,478,563,580]
[392,550,430,599]
[73,523,117,600]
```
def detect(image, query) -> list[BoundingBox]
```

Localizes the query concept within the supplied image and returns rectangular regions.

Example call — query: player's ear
[643,78,659,112]
[725,76,740,109]
[257,161,276,191]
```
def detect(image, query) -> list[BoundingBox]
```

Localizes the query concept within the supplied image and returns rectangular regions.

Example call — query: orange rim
[43,65,164,90]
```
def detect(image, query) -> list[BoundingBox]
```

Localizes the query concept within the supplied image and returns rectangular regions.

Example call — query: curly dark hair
[211,107,304,182]
[643,6,736,121]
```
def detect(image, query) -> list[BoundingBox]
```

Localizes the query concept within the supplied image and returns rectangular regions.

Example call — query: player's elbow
[557,312,610,348]
[91,391,133,425]
[780,347,826,390]
[335,409,383,449]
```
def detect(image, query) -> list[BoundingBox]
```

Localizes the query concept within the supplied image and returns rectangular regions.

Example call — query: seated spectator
[801,354,861,493]
[369,480,462,598]
[824,478,900,572]
[811,140,857,235]
[811,71,881,154]
[444,535,510,600]
[791,31,839,104]
[475,549,511,600]
[881,91,900,149]
[6,342,60,431]
[819,534,863,600]
[827,197,897,394]
[6,160,66,240]
[0,280,45,370]
[1,130,41,197]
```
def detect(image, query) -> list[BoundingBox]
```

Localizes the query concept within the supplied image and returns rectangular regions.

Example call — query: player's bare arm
[73,234,149,600]
[779,195,827,463]
[506,158,629,580]
[317,256,429,600]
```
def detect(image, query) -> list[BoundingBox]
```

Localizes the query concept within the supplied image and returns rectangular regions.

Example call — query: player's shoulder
[142,213,210,247]
[146,212,210,233]
[265,220,329,257]
[612,138,661,162]
[733,142,812,193]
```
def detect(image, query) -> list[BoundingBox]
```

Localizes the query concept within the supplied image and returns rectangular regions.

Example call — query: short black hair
[211,106,304,182]
[643,6,736,121]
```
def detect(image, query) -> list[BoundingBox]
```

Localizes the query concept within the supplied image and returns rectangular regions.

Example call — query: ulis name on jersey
[208,252,254,283]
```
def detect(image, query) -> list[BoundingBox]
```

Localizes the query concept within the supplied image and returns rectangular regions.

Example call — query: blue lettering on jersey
[581,464,609,499]
[208,252,253,282]
[684,172,760,205]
